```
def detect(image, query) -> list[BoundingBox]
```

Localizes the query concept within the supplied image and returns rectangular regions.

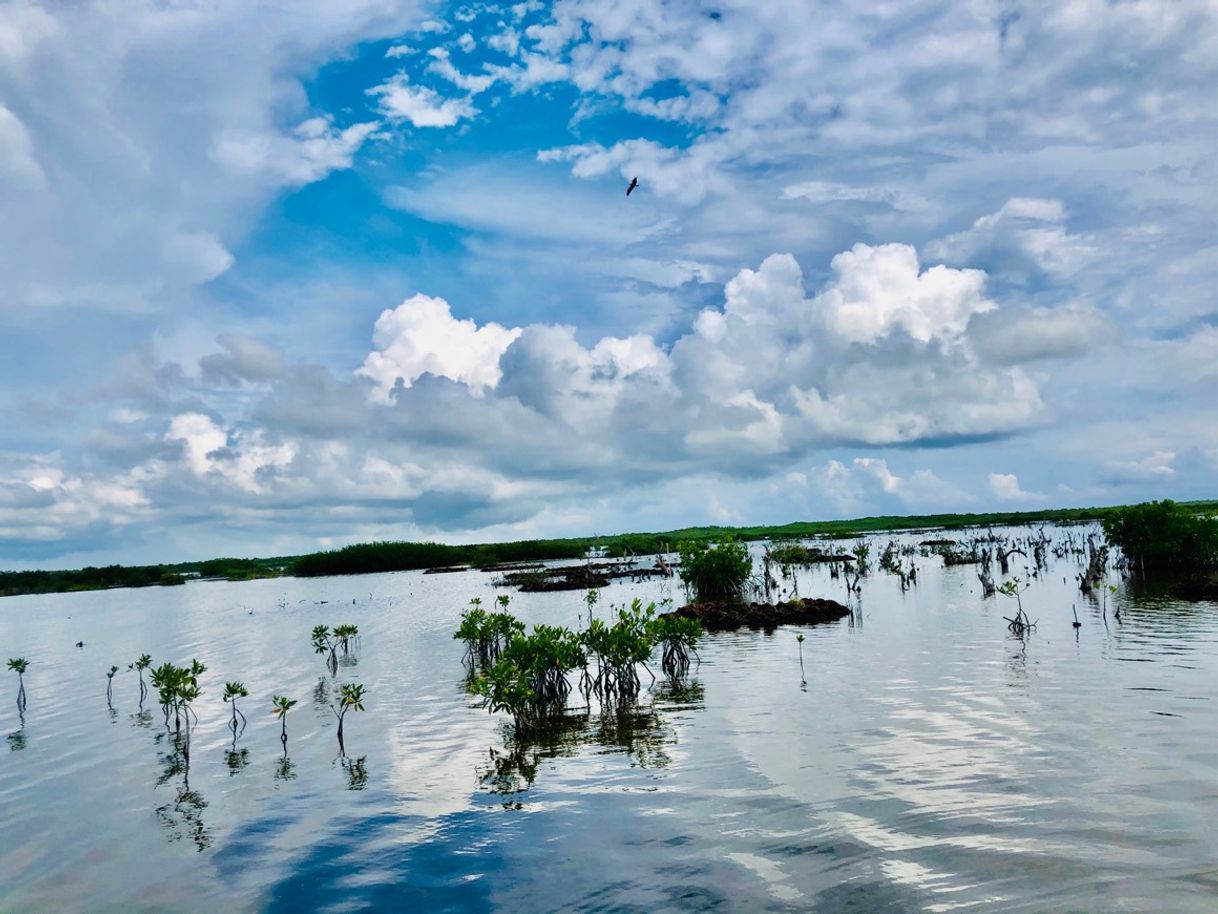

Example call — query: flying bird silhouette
[626,177,638,196]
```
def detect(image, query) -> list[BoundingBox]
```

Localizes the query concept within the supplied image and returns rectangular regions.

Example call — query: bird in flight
[626,177,638,196]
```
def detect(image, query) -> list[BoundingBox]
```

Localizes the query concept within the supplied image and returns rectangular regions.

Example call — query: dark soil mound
[664,597,850,632]
[423,566,471,575]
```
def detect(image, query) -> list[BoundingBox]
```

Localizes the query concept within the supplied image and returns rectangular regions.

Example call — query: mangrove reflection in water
[478,682,701,804]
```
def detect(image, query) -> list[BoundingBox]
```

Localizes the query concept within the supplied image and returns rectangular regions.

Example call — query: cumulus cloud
[357,294,522,401]
[1,239,1050,557]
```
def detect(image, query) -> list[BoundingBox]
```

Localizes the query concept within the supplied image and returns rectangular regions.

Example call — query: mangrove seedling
[585,588,599,624]
[332,683,366,756]
[106,665,119,706]
[223,681,249,734]
[334,624,359,655]
[9,658,28,713]
[650,614,701,680]
[129,653,152,705]
[998,578,1037,635]
[796,634,806,684]
[312,625,339,674]
[271,695,297,754]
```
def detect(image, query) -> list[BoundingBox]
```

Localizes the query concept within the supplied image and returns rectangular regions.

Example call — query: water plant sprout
[149,660,206,743]
[796,634,806,685]
[313,623,359,674]
[998,578,1037,635]
[332,683,366,756]
[129,653,152,705]
[271,695,297,754]
[223,681,249,734]
[8,657,29,713]
[106,665,119,706]
[311,625,340,674]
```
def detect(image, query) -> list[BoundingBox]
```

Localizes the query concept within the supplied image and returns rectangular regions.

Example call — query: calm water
[2,527,1217,913]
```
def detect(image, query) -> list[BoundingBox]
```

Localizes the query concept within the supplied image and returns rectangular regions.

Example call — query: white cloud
[988,472,1044,503]
[167,413,228,476]
[814,243,995,344]
[0,0,428,316]
[926,197,1096,280]
[0,104,44,186]
[368,74,477,127]
[782,181,922,211]
[1106,450,1177,482]
[357,294,522,401]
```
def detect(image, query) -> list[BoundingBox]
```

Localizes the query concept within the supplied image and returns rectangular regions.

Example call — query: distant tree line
[3,500,1216,596]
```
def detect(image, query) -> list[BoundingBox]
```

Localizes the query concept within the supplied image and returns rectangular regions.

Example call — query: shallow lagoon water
[3,526,1218,912]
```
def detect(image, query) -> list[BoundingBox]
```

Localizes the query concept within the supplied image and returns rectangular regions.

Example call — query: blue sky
[1,0,1216,568]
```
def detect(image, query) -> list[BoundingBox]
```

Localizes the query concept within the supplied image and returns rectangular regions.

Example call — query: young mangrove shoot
[796,633,806,685]
[106,665,119,706]
[223,681,249,734]
[332,683,366,756]
[129,653,152,705]
[8,658,28,714]
[271,695,297,754]
[312,625,340,674]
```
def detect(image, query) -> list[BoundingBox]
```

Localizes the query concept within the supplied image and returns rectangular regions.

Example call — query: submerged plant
[8,658,28,713]
[271,695,297,754]
[332,683,366,756]
[106,665,119,706]
[223,681,249,733]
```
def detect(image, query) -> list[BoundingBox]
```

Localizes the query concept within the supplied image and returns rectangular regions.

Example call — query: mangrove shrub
[676,539,752,602]
[1101,500,1218,572]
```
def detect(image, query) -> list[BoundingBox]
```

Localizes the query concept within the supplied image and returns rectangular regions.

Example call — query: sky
[1,0,1216,568]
